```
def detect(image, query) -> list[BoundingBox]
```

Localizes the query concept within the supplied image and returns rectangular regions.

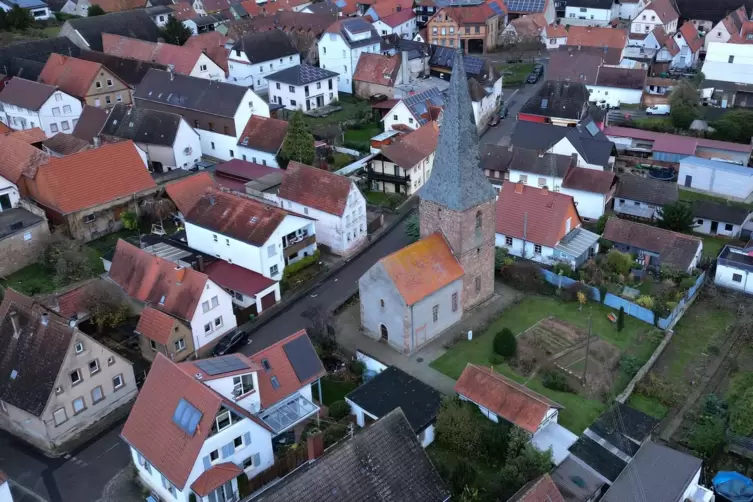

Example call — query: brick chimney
[541,186,549,195]
[307,431,324,461]
[515,182,524,194]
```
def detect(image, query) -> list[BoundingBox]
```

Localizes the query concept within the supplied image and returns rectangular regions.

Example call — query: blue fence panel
[603,293,656,325]
[540,269,601,302]
[686,272,706,300]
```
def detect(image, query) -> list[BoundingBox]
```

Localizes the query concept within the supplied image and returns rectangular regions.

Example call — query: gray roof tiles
[615,175,679,206]
[692,200,750,225]
[64,10,161,51]
[418,51,496,211]
[232,30,298,63]
[510,118,614,167]
[101,104,183,147]
[266,64,339,86]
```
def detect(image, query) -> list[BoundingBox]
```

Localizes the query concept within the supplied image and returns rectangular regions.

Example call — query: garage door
[260,292,276,312]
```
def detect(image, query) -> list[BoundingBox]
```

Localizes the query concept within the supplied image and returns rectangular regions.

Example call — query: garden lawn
[2,248,103,296]
[679,188,753,210]
[316,378,358,406]
[695,234,736,260]
[497,63,535,87]
[344,124,381,152]
[365,191,405,208]
[430,295,653,433]
[302,95,370,128]
[627,393,669,419]
[87,229,136,257]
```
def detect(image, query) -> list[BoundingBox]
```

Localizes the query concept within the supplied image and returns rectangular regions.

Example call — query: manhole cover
[416,357,424,363]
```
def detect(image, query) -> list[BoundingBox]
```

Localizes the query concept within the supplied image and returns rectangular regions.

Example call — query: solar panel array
[505,0,545,11]
[404,87,445,124]
[195,355,249,376]
[488,0,505,15]
[172,398,203,436]
[283,337,323,383]
[298,65,338,84]
[344,17,373,34]
[430,47,485,75]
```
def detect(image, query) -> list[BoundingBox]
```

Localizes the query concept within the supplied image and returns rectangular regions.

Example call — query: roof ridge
[467,363,562,408]
[250,328,308,356]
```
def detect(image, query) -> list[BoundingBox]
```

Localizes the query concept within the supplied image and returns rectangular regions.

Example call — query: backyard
[302,95,373,129]
[343,124,381,152]
[431,295,662,433]
[496,62,535,88]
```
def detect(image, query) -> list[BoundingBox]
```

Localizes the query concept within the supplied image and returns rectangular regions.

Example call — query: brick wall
[0,220,51,276]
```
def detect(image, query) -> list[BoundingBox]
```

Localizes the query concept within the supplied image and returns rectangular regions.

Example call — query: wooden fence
[245,447,309,495]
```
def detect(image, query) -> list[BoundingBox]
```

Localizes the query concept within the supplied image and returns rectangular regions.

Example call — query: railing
[367,170,410,183]
[283,235,316,257]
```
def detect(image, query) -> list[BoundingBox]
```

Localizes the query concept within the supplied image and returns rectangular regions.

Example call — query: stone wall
[0,219,51,276]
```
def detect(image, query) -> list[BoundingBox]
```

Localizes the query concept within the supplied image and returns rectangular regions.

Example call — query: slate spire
[417,50,497,212]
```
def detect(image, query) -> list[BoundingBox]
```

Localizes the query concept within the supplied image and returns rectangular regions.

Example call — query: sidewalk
[335,281,522,395]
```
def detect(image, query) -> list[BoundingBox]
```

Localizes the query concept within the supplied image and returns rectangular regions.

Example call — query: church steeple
[418,50,497,212]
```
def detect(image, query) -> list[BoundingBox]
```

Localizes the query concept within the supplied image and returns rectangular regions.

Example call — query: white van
[646,104,670,115]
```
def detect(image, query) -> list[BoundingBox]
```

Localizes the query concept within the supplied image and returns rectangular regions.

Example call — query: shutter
[208,491,218,502]
[222,442,234,458]
[243,432,251,445]
[203,455,211,469]
[253,452,261,467]
[161,475,168,489]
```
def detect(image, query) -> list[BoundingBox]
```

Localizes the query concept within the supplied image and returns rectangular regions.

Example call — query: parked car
[646,104,671,115]
[527,72,540,84]
[212,328,250,356]
[534,63,544,74]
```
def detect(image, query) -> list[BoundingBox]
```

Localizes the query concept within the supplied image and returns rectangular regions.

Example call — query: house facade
[265,64,339,112]
[0,290,137,454]
[135,307,196,363]
[678,156,753,200]
[373,9,418,38]
[228,30,301,91]
[716,244,753,294]
[277,162,367,256]
[587,66,647,107]
[134,69,269,162]
[0,78,83,138]
[39,54,133,109]
[318,18,384,93]
[704,6,748,52]
[692,200,751,238]
[630,0,679,35]
[564,0,618,26]
[122,330,326,502]
[426,4,500,54]
[184,190,317,280]
[613,174,678,220]
[109,240,237,353]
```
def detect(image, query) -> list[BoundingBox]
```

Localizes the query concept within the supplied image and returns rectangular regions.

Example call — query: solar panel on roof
[506,0,544,11]
[195,355,250,376]
[172,398,203,435]
[488,1,505,15]
[283,336,322,383]
[585,121,600,137]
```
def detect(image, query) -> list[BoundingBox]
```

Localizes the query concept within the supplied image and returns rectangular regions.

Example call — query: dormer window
[215,410,231,431]
[261,359,271,371]
[232,374,254,397]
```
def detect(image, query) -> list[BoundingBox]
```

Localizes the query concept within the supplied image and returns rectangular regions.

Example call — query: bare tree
[81,281,132,333]
[141,196,176,230]
[41,233,98,290]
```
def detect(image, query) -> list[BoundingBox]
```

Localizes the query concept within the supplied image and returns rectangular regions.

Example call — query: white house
[0,78,82,138]
[121,329,326,502]
[0,472,10,502]
[455,363,576,465]
[692,200,751,238]
[382,87,444,132]
[661,22,703,69]
[630,0,679,35]
[544,23,568,48]
[184,190,317,281]
[373,9,417,38]
[319,18,383,94]
[679,156,753,200]
[236,115,289,168]
[614,174,678,220]
[0,0,51,19]
[564,0,618,27]
[277,162,367,256]
[345,363,442,448]
[702,42,753,86]
[586,66,647,107]
[0,170,19,212]
[704,6,749,52]
[266,64,339,112]
[133,69,269,163]
[204,260,281,315]
[227,30,300,91]
[146,5,173,27]
[495,183,600,269]
[108,240,237,353]
[618,0,645,19]
[100,104,202,172]
[716,244,753,294]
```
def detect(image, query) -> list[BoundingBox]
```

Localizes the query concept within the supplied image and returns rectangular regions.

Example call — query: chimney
[537,150,545,158]
[541,186,549,195]
[307,432,325,461]
[515,182,524,194]
[400,50,410,85]
[93,136,101,148]
[175,265,186,284]
[41,312,49,326]
[10,311,20,338]
[570,153,578,166]
[197,255,205,272]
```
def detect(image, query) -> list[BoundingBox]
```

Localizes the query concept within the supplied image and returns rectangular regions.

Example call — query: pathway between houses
[336,281,522,395]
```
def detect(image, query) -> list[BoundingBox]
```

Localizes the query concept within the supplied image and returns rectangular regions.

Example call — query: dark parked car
[527,72,540,84]
[212,328,250,356]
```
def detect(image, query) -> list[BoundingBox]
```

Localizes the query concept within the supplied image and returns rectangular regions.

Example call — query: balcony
[283,234,316,258]
[368,169,410,183]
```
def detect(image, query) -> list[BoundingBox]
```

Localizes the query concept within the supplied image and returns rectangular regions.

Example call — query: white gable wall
[0,89,82,137]
[318,33,381,93]
[0,174,19,210]
[189,53,226,81]
[228,50,301,90]
[550,137,605,170]
[189,279,237,351]
[383,101,418,131]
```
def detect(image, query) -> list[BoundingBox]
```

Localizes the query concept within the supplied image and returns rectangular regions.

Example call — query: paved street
[0,422,132,502]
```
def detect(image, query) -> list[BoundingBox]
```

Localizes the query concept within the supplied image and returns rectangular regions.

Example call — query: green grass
[343,125,381,152]
[632,117,674,132]
[628,393,669,419]
[679,188,753,209]
[365,191,405,208]
[2,247,102,296]
[316,378,359,406]
[496,63,535,87]
[87,229,137,257]
[302,95,371,128]
[695,233,735,260]
[430,296,658,433]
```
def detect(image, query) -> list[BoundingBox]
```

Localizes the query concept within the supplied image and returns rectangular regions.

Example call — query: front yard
[496,63,535,88]
[431,295,661,434]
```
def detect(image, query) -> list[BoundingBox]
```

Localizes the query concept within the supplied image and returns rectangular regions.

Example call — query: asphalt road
[0,421,131,502]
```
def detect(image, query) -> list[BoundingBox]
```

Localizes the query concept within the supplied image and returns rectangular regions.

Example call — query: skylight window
[270,376,280,389]
[172,398,203,436]
[585,121,600,137]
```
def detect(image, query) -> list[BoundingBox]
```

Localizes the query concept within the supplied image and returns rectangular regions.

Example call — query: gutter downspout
[410,304,415,354]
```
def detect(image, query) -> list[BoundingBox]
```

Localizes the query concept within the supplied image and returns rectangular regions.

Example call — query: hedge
[283,249,321,277]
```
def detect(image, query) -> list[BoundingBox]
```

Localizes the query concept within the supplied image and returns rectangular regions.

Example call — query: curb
[243,201,417,335]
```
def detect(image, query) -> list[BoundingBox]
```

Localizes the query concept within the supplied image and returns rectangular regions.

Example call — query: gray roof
[250,408,449,502]
[232,30,298,63]
[569,436,627,482]
[0,77,56,110]
[520,80,590,121]
[0,208,44,239]
[403,87,446,125]
[266,64,338,86]
[588,403,659,457]
[417,51,496,211]
[101,104,183,147]
[602,442,702,502]
[64,10,161,51]
[551,456,605,502]
[134,69,250,118]
[71,105,109,143]
[510,118,613,167]
[145,5,173,15]
[0,37,80,76]
[77,50,168,88]
[692,200,750,225]
[333,18,382,49]
[615,175,678,206]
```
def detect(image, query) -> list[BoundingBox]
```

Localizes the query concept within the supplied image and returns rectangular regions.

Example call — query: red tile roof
[38,279,97,319]
[640,0,678,24]
[121,354,236,489]
[89,0,146,13]
[169,3,199,20]
[215,159,279,180]
[237,115,289,154]
[103,34,207,75]
[379,7,416,27]
[371,0,413,17]
[248,330,326,408]
[191,463,243,497]
[437,4,497,24]
[566,26,628,50]
[183,32,231,75]
[109,240,209,321]
[354,53,401,86]
[508,13,547,38]
[186,191,292,246]
[545,22,567,38]
[380,121,439,169]
[495,183,579,248]
[39,54,105,100]
[0,134,48,184]
[510,474,566,502]
[27,141,156,215]
[205,260,276,297]
[165,171,218,215]
[135,307,178,345]
[5,127,46,144]
[454,364,562,433]
[380,232,464,306]
[603,126,753,154]
[561,167,616,194]
[279,161,353,216]
[0,123,10,134]
[679,21,703,53]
